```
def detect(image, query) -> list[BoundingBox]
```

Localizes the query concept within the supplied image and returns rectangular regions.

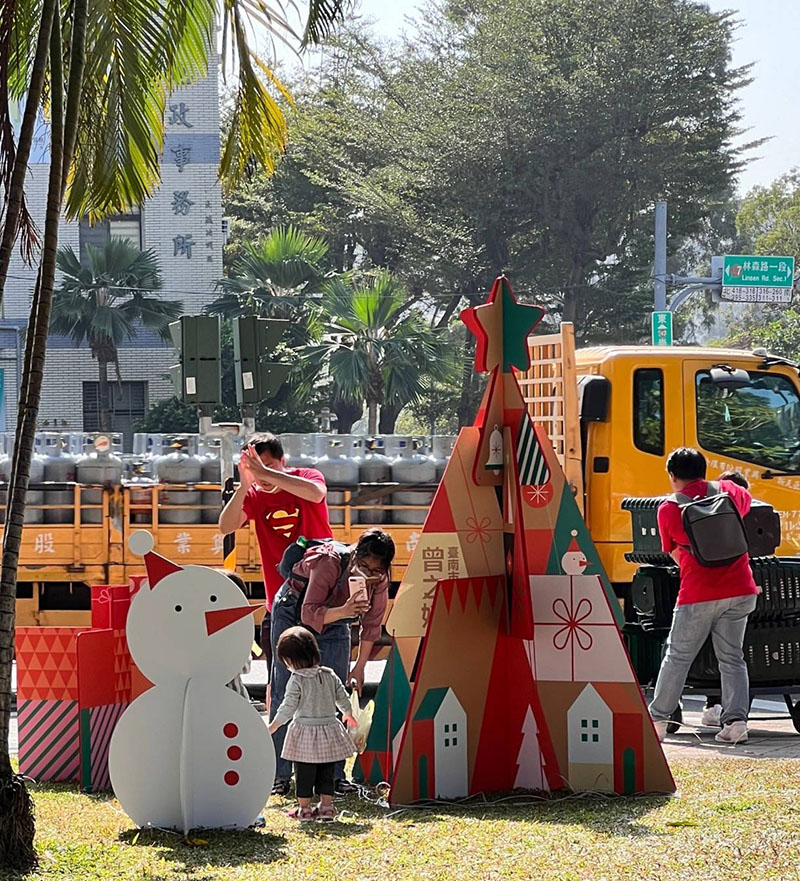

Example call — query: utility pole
[654,200,667,312]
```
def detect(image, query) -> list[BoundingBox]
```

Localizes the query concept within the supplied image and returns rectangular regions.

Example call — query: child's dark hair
[276,626,320,670]
[248,432,284,460]
[216,568,247,593]
[720,470,749,489]
[666,447,706,481]
[354,527,395,568]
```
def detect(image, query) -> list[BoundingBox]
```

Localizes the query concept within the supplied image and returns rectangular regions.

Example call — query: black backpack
[674,481,749,568]
[276,538,352,621]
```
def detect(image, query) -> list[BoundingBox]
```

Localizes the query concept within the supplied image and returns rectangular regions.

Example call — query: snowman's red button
[223,723,238,738]
[224,771,239,786]
[227,746,242,761]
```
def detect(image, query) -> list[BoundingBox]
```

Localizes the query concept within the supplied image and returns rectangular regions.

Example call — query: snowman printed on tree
[561,530,589,575]
[109,531,274,832]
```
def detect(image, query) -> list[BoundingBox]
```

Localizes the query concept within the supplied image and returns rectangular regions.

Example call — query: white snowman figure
[109,531,274,833]
[561,530,589,576]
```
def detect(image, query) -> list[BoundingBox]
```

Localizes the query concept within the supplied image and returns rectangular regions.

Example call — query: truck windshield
[696,370,800,472]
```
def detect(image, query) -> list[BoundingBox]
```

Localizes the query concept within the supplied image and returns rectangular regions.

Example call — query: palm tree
[0,1,348,869]
[51,238,182,431]
[207,226,328,345]
[303,272,454,434]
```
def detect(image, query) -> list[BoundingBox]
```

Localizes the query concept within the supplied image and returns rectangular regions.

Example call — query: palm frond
[301,0,345,47]
[219,0,289,186]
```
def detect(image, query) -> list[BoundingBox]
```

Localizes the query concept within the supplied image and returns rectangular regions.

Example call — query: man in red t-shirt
[218,432,333,610]
[649,447,759,745]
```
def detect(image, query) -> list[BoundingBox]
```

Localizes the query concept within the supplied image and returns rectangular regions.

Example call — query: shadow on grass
[374,790,673,838]
[118,826,288,870]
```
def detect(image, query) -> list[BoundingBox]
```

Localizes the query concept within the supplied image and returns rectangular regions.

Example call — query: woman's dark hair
[276,626,321,670]
[666,447,707,481]
[248,432,284,460]
[719,470,749,489]
[354,527,395,568]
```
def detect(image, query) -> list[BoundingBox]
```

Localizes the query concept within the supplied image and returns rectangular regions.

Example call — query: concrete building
[2,52,223,449]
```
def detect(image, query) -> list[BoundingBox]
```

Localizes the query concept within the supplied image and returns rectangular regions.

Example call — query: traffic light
[232,317,291,405]
[169,316,222,406]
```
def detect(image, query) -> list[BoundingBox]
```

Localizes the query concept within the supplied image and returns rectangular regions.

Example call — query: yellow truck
[520,325,800,592]
[11,326,800,629]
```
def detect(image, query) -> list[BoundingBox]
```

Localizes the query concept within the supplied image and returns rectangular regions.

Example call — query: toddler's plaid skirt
[282,720,356,764]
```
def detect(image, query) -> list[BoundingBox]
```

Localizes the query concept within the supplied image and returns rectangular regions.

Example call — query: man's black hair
[666,447,707,481]
[248,432,284,460]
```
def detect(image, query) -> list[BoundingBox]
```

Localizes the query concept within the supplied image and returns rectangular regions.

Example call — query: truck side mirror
[578,376,610,422]
[710,365,751,390]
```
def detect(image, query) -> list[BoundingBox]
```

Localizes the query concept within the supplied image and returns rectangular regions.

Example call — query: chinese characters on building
[169,102,193,128]
[166,99,216,265]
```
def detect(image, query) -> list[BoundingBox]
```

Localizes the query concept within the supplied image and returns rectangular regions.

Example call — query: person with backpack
[649,448,759,745]
[269,527,395,796]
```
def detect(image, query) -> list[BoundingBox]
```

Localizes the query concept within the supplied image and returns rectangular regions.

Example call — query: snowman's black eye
[174,605,182,612]
[210,595,217,603]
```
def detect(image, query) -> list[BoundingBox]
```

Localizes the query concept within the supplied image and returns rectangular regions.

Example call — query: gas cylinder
[387,435,436,525]
[76,435,123,524]
[155,438,203,524]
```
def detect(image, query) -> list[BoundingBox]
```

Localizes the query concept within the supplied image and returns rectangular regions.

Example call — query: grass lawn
[4,758,800,881]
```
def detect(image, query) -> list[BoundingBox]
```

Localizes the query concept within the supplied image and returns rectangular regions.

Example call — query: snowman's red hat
[567,530,581,553]
[129,531,182,588]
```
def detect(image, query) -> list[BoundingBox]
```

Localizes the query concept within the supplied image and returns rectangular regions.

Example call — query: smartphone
[348,575,368,603]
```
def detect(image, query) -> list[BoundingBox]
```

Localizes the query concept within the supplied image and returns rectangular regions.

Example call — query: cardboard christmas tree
[372,275,674,803]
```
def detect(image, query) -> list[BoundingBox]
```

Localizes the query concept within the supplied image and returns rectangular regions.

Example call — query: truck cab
[522,331,800,589]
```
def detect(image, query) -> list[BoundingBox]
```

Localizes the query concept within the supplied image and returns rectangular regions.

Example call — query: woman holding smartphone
[269,527,395,796]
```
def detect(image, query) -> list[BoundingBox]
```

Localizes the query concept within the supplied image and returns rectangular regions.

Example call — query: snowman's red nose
[205,604,256,636]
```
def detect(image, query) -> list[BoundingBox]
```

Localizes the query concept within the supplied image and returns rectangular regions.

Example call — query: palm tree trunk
[378,402,402,434]
[0,13,64,870]
[98,359,112,431]
[0,0,57,307]
[367,401,378,436]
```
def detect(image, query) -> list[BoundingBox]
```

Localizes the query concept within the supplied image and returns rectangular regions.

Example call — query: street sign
[721,255,795,303]
[652,311,672,347]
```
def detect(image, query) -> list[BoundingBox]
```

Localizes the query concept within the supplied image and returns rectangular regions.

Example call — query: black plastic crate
[623,625,664,687]
[631,565,679,630]
[688,618,800,687]
[622,495,781,559]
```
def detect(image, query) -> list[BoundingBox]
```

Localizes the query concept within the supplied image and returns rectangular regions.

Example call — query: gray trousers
[649,594,757,726]
[270,582,351,782]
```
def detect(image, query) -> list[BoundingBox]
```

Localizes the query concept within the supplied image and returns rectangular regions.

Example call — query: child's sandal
[315,805,336,822]
[287,806,315,822]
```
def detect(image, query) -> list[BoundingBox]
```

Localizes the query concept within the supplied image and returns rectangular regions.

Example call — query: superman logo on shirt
[264,507,301,539]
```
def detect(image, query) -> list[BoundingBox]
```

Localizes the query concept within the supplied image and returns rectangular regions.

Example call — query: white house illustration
[412,687,468,800]
[566,684,613,792]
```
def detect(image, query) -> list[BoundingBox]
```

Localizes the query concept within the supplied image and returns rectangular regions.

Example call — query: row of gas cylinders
[0,432,457,527]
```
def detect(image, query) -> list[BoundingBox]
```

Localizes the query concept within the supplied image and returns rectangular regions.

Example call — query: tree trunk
[457,315,478,427]
[98,359,112,431]
[367,401,378,436]
[378,402,402,434]
[0,14,64,869]
[0,0,57,308]
[331,398,361,434]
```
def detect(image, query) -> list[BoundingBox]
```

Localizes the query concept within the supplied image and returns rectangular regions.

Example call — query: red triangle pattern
[425,484,457,533]
[16,628,86,701]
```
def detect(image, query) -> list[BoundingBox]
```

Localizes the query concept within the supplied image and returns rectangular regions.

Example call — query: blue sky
[287,0,799,196]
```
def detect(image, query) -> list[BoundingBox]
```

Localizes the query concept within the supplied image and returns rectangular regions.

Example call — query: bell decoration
[485,424,504,470]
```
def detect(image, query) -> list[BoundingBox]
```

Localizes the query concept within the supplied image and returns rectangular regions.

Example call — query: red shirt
[242,468,332,609]
[657,478,759,606]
